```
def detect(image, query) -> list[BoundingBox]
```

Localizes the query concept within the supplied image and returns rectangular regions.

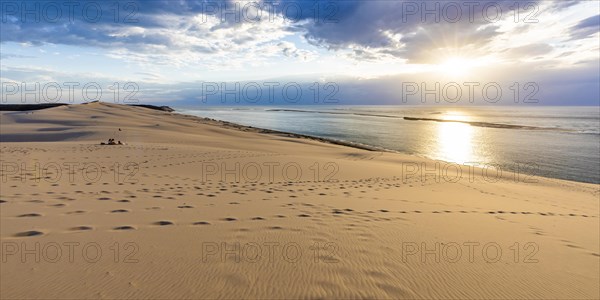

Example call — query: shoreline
[172,107,600,185]
[171,110,392,153]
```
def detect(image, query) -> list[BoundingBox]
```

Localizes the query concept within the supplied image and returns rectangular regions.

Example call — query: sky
[1,0,599,105]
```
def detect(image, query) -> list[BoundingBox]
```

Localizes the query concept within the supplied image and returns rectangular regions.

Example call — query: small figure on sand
[100,127,125,145]
[100,138,123,145]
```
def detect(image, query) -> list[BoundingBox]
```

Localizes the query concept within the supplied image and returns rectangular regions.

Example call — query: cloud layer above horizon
[1,0,599,105]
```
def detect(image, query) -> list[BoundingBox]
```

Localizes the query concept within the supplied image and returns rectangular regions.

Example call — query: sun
[437,57,474,78]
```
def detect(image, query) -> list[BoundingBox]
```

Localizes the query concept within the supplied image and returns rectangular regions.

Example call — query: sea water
[179,106,600,184]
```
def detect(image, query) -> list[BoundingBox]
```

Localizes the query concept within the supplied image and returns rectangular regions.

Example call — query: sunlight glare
[438,57,473,78]
[436,122,474,164]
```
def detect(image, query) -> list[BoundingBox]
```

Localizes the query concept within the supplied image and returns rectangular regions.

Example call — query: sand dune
[1,102,598,299]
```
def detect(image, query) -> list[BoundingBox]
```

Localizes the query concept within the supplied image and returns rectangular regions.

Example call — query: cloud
[276,41,317,61]
[0,1,538,61]
[0,1,297,66]
[502,43,554,57]
[293,1,541,61]
[569,14,600,40]
[0,53,36,59]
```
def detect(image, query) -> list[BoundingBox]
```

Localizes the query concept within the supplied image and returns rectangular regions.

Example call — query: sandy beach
[0,102,598,299]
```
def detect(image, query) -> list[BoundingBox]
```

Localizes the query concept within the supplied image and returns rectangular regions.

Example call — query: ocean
[178,106,600,184]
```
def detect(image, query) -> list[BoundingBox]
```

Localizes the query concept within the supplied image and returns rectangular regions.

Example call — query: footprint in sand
[298,214,311,218]
[111,209,129,213]
[18,213,42,218]
[222,217,237,222]
[269,226,283,230]
[177,205,193,209]
[251,217,265,220]
[114,226,136,231]
[71,226,93,231]
[153,221,174,226]
[15,230,44,237]
[193,221,211,225]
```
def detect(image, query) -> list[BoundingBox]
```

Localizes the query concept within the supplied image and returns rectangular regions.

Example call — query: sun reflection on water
[435,117,475,164]
[440,111,470,122]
